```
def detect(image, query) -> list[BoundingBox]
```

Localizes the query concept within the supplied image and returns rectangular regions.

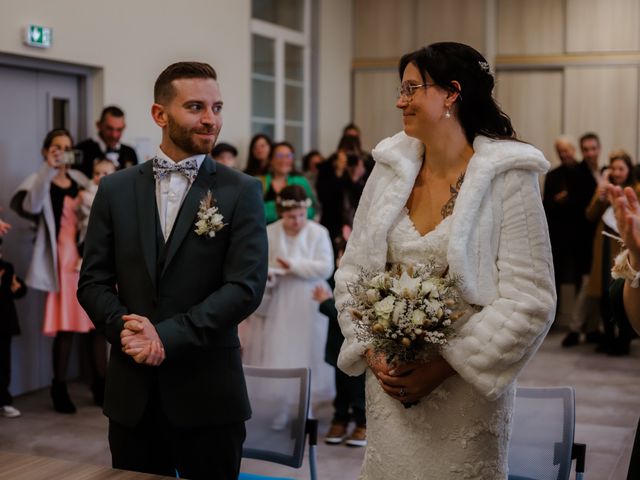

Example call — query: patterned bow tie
[152,157,199,183]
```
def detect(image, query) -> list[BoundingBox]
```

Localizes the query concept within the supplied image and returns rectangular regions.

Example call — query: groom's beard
[167,116,218,156]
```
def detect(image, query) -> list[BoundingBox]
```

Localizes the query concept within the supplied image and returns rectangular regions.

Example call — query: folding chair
[508,386,586,480]
[238,366,318,480]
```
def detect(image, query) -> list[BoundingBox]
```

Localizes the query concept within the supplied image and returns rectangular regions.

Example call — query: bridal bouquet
[347,262,469,365]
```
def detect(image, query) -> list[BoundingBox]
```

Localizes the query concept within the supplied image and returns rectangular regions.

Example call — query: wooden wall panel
[564,66,638,166]
[566,0,640,53]
[353,70,403,151]
[497,0,564,55]
[415,0,486,53]
[353,0,417,59]
[495,70,564,166]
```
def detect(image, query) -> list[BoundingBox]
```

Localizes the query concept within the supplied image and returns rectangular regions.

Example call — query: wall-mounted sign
[24,25,52,48]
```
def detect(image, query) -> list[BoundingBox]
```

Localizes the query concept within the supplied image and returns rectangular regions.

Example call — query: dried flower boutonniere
[194,191,226,238]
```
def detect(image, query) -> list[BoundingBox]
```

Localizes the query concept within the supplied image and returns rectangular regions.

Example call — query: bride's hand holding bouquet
[349,261,472,407]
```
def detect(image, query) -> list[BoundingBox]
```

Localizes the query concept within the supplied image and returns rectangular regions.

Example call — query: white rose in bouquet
[411,309,426,325]
[374,295,396,320]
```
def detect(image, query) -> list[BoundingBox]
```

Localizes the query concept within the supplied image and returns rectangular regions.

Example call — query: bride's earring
[444,107,451,119]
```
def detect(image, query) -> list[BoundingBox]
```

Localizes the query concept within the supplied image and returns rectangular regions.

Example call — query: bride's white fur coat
[335,131,556,400]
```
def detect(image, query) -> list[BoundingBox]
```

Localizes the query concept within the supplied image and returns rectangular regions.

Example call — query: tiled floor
[0,330,638,479]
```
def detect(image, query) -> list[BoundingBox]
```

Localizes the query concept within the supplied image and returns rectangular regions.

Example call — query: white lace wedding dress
[360,208,513,480]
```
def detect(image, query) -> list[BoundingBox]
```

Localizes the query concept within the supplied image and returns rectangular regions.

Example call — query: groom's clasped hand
[120,314,166,366]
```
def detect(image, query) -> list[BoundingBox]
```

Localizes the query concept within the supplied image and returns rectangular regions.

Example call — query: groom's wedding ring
[399,387,406,397]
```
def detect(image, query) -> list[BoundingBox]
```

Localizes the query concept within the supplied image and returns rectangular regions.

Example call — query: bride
[334,42,556,479]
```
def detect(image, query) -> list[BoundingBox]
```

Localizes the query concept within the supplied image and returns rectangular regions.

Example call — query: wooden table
[0,451,175,479]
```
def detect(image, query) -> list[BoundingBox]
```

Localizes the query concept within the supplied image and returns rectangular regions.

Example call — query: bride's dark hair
[399,42,517,144]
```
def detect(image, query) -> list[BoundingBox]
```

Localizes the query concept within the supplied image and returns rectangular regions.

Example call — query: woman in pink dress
[11,128,106,413]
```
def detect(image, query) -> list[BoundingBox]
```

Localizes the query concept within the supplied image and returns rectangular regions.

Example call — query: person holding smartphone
[10,128,103,413]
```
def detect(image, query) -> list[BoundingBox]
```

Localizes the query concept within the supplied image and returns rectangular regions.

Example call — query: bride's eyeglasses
[397,81,434,101]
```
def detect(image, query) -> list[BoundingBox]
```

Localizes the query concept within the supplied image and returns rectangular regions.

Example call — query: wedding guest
[75,106,138,177]
[313,237,366,447]
[335,42,555,479]
[340,124,374,172]
[543,136,580,320]
[11,128,106,413]
[251,186,334,415]
[259,142,316,224]
[608,185,640,333]
[302,150,324,180]
[301,150,323,220]
[244,133,272,176]
[211,142,238,169]
[562,132,602,347]
[342,123,361,139]
[0,237,27,418]
[317,149,348,245]
[342,153,369,241]
[77,158,117,254]
[584,151,639,355]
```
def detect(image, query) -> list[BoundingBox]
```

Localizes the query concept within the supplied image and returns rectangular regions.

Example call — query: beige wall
[496,0,640,167]
[353,0,640,167]
[352,0,489,151]
[0,0,352,164]
[317,0,353,156]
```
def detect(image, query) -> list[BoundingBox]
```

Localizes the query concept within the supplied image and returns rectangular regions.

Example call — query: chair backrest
[242,366,311,469]
[508,386,575,480]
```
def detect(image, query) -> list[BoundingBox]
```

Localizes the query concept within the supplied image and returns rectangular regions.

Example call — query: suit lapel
[161,156,217,278]
[135,161,158,290]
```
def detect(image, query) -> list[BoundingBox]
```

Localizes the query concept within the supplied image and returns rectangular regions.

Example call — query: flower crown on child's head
[276,197,312,209]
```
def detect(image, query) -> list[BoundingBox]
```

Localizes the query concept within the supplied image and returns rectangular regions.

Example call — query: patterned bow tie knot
[152,157,199,183]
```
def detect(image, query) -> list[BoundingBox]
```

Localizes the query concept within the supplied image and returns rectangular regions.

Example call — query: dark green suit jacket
[78,157,268,428]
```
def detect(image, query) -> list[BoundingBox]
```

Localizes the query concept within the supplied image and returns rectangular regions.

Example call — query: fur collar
[359,131,550,304]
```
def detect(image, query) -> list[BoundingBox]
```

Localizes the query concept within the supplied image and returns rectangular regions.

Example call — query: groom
[78,62,268,479]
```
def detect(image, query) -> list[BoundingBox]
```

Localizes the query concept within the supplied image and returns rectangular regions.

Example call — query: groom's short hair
[154,61,218,104]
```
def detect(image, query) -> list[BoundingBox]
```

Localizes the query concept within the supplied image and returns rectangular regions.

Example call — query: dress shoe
[561,332,580,347]
[345,425,367,447]
[607,339,631,356]
[324,422,348,445]
[50,380,76,414]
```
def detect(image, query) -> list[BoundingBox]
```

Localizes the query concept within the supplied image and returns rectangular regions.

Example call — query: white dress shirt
[97,137,122,168]
[154,147,205,240]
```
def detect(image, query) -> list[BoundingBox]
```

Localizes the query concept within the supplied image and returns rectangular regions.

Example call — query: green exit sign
[24,25,52,48]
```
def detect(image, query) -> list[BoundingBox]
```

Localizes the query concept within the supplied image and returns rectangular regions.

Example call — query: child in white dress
[251,185,335,413]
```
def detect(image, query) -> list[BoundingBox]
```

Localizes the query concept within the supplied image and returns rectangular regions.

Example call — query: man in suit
[562,132,601,347]
[543,135,581,323]
[74,106,139,177]
[78,62,268,479]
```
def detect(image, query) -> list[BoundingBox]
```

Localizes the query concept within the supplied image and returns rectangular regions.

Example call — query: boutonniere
[194,191,226,238]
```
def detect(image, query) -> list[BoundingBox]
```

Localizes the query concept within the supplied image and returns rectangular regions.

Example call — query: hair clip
[478,61,491,73]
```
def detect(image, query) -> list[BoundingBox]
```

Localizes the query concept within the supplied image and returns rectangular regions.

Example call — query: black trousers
[0,335,12,406]
[108,395,245,480]
[333,368,366,426]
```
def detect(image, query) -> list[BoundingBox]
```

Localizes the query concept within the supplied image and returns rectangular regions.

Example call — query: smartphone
[60,150,83,166]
